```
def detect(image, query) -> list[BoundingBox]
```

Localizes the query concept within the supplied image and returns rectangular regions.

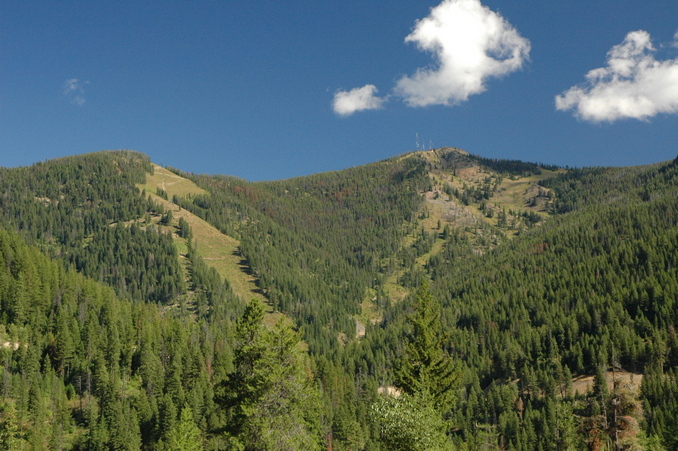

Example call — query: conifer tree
[167,405,203,451]
[0,401,23,450]
[220,300,322,450]
[395,281,459,412]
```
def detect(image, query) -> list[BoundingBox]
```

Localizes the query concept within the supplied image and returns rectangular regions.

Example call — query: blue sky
[2,1,678,181]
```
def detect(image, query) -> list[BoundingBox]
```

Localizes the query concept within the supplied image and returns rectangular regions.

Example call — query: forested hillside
[0,152,183,303]
[173,156,430,354]
[1,149,678,449]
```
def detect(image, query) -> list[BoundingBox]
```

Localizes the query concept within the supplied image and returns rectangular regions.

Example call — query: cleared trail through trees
[139,165,286,326]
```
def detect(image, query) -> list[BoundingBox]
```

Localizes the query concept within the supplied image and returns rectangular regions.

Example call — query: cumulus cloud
[555,31,678,122]
[63,78,88,106]
[333,84,386,116]
[394,0,530,107]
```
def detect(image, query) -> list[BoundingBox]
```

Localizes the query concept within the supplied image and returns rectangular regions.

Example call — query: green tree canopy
[220,300,322,450]
[396,281,460,412]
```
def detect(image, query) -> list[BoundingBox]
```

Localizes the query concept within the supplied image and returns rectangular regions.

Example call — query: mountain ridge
[2,147,678,449]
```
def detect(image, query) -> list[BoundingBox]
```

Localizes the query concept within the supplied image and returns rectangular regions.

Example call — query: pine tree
[167,405,203,451]
[0,401,24,450]
[395,281,460,412]
[219,300,322,450]
[226,300,269,422]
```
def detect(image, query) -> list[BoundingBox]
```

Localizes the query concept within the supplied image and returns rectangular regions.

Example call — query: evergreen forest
[1,148,678,450]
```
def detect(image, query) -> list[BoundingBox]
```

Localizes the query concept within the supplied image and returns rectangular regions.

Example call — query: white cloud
[63,78,88,106]
[394,0,530,107]
[555,31,678,122]
[333,84,386,116]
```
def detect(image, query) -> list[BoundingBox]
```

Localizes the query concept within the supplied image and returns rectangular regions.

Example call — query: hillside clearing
[138,164,207,198]
[138,171,287,327]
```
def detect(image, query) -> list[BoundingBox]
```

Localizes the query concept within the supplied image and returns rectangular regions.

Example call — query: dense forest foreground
[1,148,678,450]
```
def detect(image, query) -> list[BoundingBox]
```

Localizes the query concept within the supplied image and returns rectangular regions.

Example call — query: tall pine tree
[395,281,460,412]
[219,300,322,450]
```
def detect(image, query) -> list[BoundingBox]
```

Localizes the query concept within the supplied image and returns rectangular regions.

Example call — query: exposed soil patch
[571,371,643,396]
